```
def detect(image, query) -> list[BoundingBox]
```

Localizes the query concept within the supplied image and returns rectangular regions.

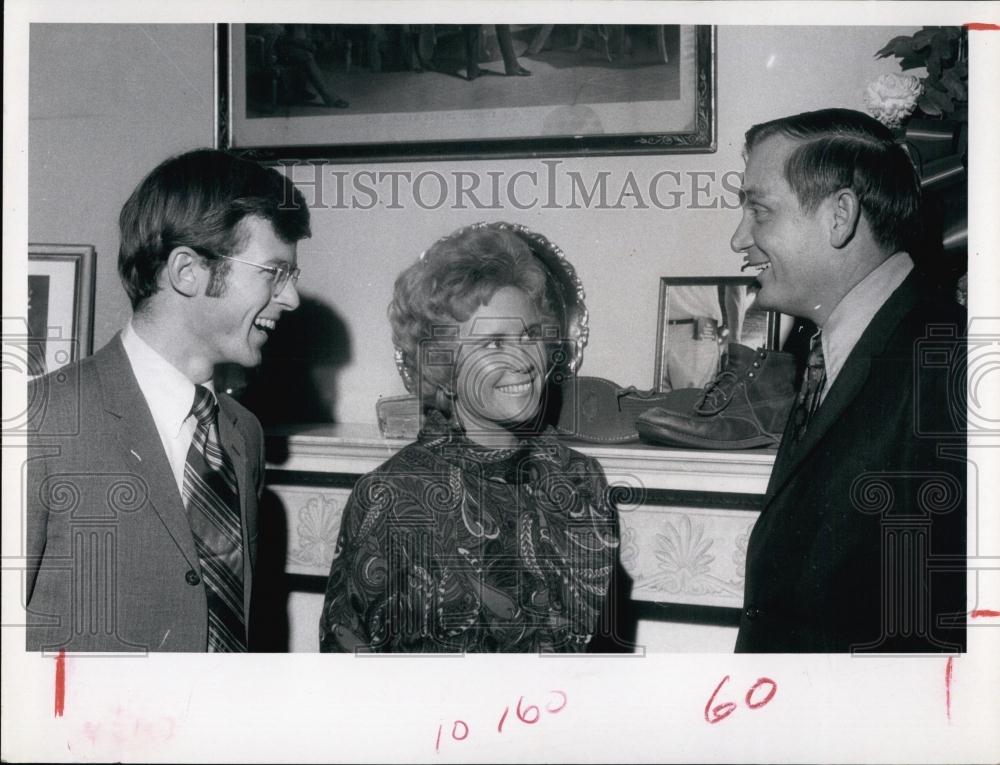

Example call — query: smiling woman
[319,222,622,653]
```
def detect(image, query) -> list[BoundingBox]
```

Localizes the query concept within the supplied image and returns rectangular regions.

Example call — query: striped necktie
[183,385,247,652]
[792,330,827,443]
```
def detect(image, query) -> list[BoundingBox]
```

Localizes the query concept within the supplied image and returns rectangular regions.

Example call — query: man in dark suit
[26,149,311,652]
[731,109,966,652]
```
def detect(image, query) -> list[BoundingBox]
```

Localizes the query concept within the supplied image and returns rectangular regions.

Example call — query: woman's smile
[494,374,535,396]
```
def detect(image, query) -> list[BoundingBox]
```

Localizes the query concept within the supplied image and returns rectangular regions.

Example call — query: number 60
[704,675,777,724]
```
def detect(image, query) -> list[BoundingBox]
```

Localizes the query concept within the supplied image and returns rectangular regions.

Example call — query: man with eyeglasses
[26,149,311,652]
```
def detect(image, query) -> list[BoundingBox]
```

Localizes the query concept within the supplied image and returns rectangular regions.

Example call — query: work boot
[636,344,796,449]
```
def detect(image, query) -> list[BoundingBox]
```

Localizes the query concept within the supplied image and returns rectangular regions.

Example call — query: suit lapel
[765,273,922,504]
[96,334,201,570]
[217,396,254,617]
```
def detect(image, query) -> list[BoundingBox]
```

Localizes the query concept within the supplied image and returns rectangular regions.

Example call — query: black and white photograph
[653,276,778,394]
[3,1,998,763]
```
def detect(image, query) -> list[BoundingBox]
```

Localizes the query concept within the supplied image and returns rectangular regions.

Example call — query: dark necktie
[792,331,827,443]
[183,385,247,652]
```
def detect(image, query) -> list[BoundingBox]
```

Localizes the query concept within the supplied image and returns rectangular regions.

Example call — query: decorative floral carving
[631,514,745,598]
[731,521,753,575]
[653,515,715,594]
[288,495,342,569]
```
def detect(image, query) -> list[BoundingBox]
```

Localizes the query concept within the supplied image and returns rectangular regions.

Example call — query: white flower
[864,73,923,128]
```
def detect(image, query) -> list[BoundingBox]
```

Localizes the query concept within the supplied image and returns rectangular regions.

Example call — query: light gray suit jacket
[25,334,263,652]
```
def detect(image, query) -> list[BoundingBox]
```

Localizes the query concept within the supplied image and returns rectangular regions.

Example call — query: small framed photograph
[27,244,96,376]
[218,23,715,162]
[654,276,781,392]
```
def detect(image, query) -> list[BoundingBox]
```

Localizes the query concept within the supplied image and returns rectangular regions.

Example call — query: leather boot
[552,377,700,443]
[636,344,796,449]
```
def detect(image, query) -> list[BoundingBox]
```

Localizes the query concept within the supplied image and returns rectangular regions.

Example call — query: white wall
[30,24,915,426]
[29,24,217,345]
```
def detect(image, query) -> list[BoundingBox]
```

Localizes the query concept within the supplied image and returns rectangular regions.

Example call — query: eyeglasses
[213,254,301,298]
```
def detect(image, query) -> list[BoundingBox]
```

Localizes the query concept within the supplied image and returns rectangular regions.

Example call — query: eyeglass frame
[200,251,301,298]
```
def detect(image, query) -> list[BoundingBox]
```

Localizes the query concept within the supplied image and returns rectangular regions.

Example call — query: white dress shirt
[820,251,914,402]
[121,322,214,496]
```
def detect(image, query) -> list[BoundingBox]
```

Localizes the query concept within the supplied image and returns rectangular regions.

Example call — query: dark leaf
[941,26,961,40]
[940,69,967,99]
[923,85,954,112]
[931,35,954,61]
[899,56,925,71]
[917,95,942,117]
[922,73,943,91]
[927,56,942,77]
[912,30,934,49]
[875,35,912,57]
[876,36,916,59]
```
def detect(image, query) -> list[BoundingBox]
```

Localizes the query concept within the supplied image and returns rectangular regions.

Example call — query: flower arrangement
[870,26,968,124]
[867,26,968,304]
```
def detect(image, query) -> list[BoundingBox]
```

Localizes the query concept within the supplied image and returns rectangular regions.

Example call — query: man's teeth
[255,318,276,331]
[753,263,771,273]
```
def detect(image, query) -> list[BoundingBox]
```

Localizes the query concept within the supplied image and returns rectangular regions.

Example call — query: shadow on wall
[221,296,352,428]
[228,297,348,651]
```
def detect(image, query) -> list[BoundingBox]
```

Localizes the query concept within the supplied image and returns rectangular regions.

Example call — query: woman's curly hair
[389,223,561,412]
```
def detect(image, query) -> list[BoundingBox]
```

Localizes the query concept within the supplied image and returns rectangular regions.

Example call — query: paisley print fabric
[320,411,620,652]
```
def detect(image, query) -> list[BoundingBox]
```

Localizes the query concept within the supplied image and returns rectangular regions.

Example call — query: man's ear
[163,246,204,297]
[829,188,861,249]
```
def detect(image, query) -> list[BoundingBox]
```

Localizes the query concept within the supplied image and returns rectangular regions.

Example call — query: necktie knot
[191,385,218,428]
[807,332,825,373]
[793,330,827,442]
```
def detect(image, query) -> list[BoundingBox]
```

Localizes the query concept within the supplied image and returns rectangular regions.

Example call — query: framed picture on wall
[654,276,782,393]
[27,244,96,377]
[217,23,715,162]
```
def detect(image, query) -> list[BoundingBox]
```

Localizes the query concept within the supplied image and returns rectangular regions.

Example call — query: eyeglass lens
[271,265,300,297]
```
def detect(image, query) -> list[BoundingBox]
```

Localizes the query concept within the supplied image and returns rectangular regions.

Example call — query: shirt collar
[121,322,215,438]
[821,251,913,388]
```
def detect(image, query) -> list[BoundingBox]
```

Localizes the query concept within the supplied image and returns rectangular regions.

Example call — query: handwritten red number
[744,677,777,709]
[443,690,569,749]
[516,696,540,724]
[706,675,777,724]
[704,675,737,724]
[546,690,568,714]
[497,705,510,734]
[945,656,954,722]
[54,650,66,717]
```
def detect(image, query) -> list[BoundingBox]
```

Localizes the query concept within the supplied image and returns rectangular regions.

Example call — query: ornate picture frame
[218,23,715,162]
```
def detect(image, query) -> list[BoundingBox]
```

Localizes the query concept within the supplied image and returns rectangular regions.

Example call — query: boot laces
[694,368,741,415]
